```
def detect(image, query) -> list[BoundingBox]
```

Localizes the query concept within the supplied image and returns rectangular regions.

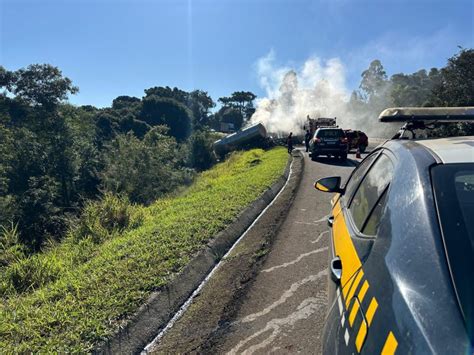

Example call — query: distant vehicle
[315,107,474,354]
[344,130,368,153]
[213,122,267,156]
[304,115,337,135]
[309,127,348,161]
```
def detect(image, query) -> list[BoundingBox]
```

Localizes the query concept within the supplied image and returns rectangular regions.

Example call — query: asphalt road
[149,146,375,354]
[211,149,360,354]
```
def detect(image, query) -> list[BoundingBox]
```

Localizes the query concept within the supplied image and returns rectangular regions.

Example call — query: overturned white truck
[213,123,268,156]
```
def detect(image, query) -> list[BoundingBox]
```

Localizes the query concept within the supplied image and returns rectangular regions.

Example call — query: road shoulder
[147,152,304,354]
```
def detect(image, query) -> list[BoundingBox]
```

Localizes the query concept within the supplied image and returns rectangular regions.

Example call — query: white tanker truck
[213,122,267,156]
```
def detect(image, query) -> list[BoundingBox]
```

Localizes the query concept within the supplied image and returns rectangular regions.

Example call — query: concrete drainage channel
[95,151,303,355]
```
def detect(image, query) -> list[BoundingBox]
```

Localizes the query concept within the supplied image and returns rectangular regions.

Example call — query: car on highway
[310,127,349,161]
[314,107,474,354]
[344,129,369,153]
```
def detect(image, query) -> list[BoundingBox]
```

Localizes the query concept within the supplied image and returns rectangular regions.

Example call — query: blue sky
[1,0,473,108]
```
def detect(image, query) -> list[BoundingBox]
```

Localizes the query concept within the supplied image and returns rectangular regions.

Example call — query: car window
[349,154,394,232]
[362,188,389,235]
[431,163,474,338]
[343,152,379,200]
[317,130,343,138]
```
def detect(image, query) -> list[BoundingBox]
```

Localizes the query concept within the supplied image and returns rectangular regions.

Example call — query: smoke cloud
[250,51,398,138]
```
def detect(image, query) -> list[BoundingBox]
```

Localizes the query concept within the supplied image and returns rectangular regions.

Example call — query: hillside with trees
[0,64,257,254]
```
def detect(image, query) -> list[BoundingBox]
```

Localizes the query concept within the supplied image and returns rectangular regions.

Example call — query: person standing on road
[304,130,311,153]
[287,132,293,154]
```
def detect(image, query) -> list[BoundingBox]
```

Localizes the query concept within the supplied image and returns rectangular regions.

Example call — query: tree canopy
[218,91,257,122]
[1,64,78,108]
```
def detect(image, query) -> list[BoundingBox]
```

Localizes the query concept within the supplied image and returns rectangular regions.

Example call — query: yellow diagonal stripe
[348,299,360,327]
[381,331,398,355]
[345,270,364,307]
[365,297,378,326]
[358,280,369,303]
[355,321,367,352]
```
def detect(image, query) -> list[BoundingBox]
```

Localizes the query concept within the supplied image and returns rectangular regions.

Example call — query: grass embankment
[0,147,288,352]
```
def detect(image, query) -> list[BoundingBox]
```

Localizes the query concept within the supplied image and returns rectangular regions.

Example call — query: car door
[326,150,395,354]
[324,151,379,354]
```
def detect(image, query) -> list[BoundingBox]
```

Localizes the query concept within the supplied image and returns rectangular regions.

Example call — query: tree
[189,90,215,127]
[189,130,216,171]
[360,60,388,101]
[390,69,440,107]
[218,91,257,121]
[144,86,188,103]
[112,95,141,110]
[101,128,192,204]
[431,48,474,106]
[143,86,215,129]
[429,48,474,135]
[5,64,78,108]
[140,96,192,141]
[0,66,15,91]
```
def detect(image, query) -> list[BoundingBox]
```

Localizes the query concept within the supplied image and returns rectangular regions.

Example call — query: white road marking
[341,313,345,327]
[227,295,326,355]
[344,329,350,346]
[311,230,329,244]
[242,270,327,323]
[261,247,328,273]
[314,214,330,223]
[294,221,322,226]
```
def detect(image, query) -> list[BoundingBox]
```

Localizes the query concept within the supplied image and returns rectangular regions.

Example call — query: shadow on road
[309,156,359,167]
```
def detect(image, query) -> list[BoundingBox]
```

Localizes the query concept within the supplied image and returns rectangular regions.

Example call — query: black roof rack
[378,107,474,139]
[379,107,474,122]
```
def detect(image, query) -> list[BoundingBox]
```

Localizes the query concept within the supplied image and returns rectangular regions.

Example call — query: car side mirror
[314,176,343,193]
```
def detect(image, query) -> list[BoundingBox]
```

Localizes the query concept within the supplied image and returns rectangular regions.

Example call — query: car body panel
[322,140,472,354]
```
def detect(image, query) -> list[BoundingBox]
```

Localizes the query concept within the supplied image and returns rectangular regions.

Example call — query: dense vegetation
[350,48,474,136]
[0,148,288,352]
[0,65,257,254]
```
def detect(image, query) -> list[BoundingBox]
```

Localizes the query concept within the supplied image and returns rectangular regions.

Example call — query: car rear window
[431,163,474,340]
[317,129,344,138]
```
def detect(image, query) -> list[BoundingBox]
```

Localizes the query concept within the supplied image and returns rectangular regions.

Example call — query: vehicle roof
[315,127,342,130]
[414,136,474,163]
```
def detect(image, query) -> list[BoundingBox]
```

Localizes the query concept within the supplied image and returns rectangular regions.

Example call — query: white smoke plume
[250,51,398,138]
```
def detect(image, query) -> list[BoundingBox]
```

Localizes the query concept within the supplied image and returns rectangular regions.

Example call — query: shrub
[101,128,194,204]
[0,223,25,267]
[75,192,144,244]
[2,254,61,294]
[189,130,217,171]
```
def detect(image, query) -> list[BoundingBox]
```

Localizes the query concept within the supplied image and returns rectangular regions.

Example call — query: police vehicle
[314,107,474,354]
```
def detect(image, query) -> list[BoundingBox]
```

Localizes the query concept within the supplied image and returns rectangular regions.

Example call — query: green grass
[0,147,288,352]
